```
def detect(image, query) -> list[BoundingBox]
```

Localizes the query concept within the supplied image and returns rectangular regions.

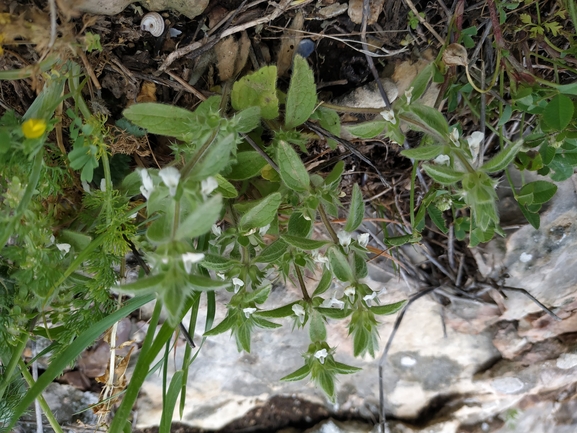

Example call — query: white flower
[357,233,369,248]
[405,87,414,104]
[450,128,460,146]
[100,178,106,192]
[314,349,328,364]
[320,296,345,310]
[159,167,181,197]
[82,180,91,193]
[467,131,484,162]
[433,154,450,165]
[380,109,396,124]
[217,272,226,280]
[201,176,218,196]
[243,307,256,318]
[363,291,378,307]
[292,304,306,324]
[312,250,329,264]
[211,224,222,236]
[232,277,245,294]
[139,168,154,199]
[344,286,355,301]
[302,214,311,221]
[56,243,71,255]
[337,231,351,248]
[181,252,205,274]
[259,224,270,236]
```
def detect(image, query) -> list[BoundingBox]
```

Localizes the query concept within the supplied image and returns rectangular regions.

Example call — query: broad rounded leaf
[231,66,279,119]
[276,140,310,192]
[422,163,465,185]
[285,55,317,129]
[541,94,574,131]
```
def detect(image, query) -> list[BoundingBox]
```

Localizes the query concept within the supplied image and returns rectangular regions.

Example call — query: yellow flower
[22,119,47,139]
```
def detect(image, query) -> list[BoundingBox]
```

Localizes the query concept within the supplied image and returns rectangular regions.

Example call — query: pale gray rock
[76,0,209,19]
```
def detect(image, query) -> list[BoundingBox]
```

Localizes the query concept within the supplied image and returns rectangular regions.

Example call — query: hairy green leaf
[255,239,289,263]
[401,145,445,161]
[238,192,282,230]
[277,140,310,192]
[228,151,268,181]
[280,364,311,382]
[401,104,449,143]
[309,310,327,342]
[328,247,354,282]
[344,183,364,232]
[481,139,524,173]
[371,300,406,315]
[123,103,196,140]
[422,163,465,185]
[285,55,317,129]
[176,195,223,240]
[344,120,387,138]
[231,65,279,119]
[282,234,330,250]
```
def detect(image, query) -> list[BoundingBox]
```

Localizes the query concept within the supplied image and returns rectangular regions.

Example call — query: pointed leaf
[176,195,223,240]
[185,274,231,291]
[238,192,282,230]
[123,103,196,140]
[370,300,406,315]
[115,274,165,295]
[327,247,354,282]
[316,307,352,319]
[285,55,317,129]
[312,269,333,296]
[427,205,448,234]
[481,139,524,173]
[401,104,449,143]
[401,145,444,161]
[344,183,364,232]
[204,313,237,336]
[344,120,387,138]
[422,163,466,185]
[252,316,282,329]
[277,140,310,192]
[332,361,362,375]
[281,364,311,382]
[256,302,299,318]
[309,310,327,342]
[255,239,289,263]
[228,151,268,180]
[200,254,239,271]
[281,234,330,250]
[234,106,261,133]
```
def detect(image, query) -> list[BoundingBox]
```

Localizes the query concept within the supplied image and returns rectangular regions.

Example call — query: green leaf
[288,212,313,237]
[204,313,237,336]
[518,204,540,229]
[234,106,261,133]
[401,145,444,161]
[422,164,465,185]
[276,140,310,192]
[187,133,237,181]
[332,361,362,375]
[215,174,238,198]
[231,65,279,119]
[309,310,327,342]
[186,274,231,291]
[115,274,165,295]
[353,328,369,357]
[176,195,223,240]
[228,151,268,180]
[162,284,190,326]
[324,161,344,187]
[408,63,433,101]
[344,183,364,232]
[328,247,354,282]
[285,55,317,129]
[200,254,239,271]
[352,252,368,279]
[280,364,311,382]
[238,192,282,230]
[159,371,184,433]
[256,302,298,318]
[344,120,386,138]
[314,107,340,149]
[316,370,335,401]
[541,94,574,131]
[252,316,282,329]
[427,205,448,233]
[281,234,330,250]
[518,181,557,205]
[244,285,271,304]
[312,269,333,296]
[481,139,524,173]
[401,104,449,143]
[237,321,252,352]
[123,103,196,140]
[316,307,352,319]
[255,239,289,263]
[370,300,406,315]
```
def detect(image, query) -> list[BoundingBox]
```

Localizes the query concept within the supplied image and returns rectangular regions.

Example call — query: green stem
[0,335,29,401]
[318,204,339,244]
[18,360,65,433]
[294,265,311,302]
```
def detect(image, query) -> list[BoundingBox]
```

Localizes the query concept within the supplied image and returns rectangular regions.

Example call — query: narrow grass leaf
[159,371,184,433]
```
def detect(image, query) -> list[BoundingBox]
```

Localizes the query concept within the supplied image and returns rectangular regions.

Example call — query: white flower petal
[56,243,71,254]
[344,286,355,297]
[405,87,414,104]
[182,252,205,274]
[433,154,450,165]
[201,177,218,196]
[314,349,328,364]
[159,167,181,197]
[380,109,396,124]
[233,277,245,293]
[450,128,460,146]
[337,230,352,248]
[212,224,222,236]
[138,169,154,199]
[357,233,370,248]
[292,304,306,324]
[243,307,256,318]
